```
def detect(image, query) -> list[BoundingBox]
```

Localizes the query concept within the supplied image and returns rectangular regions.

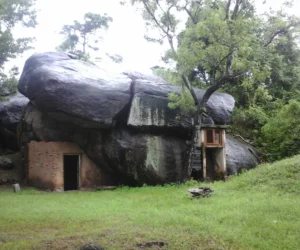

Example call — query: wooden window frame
[204,129,223,146]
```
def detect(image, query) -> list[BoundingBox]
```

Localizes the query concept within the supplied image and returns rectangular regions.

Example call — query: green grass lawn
[1,155,300,250]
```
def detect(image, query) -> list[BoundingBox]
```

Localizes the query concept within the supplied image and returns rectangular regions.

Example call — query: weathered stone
[0,158,14,170]
[225,134,260,175]
[201,114,215,126]
[19,102,75,142]
[80,242,106,250]
[18,52,133,128]
[196,90,235,125]
[127,93,192,130]
[188,187,213,198]
[127,80,235,131]
[0,92,29,128]
[0,93,29,152]
[124,70,168,83]
[100,129,190,185]
[132,78,176,98]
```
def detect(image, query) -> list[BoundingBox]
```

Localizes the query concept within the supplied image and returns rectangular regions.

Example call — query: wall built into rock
[27,141,113,190]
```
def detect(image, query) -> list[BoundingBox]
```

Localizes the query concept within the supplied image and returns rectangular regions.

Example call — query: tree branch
[182,74,199,105]
[225,0,231,20]
[141,1,168,35]
[142,0,177,55]
[264,21,300,47]
[199,69,246,108]
[184,4,197,24]
[231,0,241,20]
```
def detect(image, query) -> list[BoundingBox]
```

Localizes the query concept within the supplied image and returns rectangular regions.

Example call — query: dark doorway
[63,155,79,191]
[205,148,224,181]
[205,149,216,180]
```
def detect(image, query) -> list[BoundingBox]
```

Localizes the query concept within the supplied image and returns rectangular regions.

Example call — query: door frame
[63,154,81,190]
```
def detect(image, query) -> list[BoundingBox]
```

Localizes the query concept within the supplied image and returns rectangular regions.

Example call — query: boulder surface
[0,93,29,152]
[19,52,235,130]
[0,93,29,129]
[15,52,258,185]
[18,52,133,128]
[225,134,260,175]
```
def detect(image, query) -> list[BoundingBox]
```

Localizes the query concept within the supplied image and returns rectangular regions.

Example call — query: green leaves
[168,90,196,114]
[262,100,300,161]
[57,12,112,60]
[0,0,37,29]
[0,0,37,97]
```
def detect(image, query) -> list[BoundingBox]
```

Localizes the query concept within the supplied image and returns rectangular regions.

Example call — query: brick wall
[27,141,112,190]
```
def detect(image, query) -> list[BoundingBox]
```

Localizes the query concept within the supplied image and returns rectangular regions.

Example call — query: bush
[262,100,300,161]
[230,106,269,142]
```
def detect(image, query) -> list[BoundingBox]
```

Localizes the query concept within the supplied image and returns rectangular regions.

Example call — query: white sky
[8,0,300,74]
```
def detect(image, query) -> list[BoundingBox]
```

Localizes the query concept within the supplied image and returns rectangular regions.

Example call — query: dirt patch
[35,236,86,250]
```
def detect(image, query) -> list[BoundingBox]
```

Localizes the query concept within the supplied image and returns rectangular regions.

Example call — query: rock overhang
[18,51,235,130]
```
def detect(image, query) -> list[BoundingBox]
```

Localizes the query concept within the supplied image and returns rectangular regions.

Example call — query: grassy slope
[0,155,300,250]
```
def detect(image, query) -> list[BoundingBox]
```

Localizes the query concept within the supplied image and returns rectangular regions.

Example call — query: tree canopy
[129,0,300,160]
[130,0,300,109]
[0,0,37,97]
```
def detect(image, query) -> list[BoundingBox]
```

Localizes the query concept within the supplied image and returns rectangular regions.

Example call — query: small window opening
[205,129,223,146]
[206,129,214,143]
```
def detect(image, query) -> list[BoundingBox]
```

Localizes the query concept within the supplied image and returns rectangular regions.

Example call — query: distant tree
[106,53,123,63]
[0,0,37,97]
[57,12,113,60]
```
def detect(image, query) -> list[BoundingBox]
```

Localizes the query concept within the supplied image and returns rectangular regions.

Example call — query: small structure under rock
[26,141,114,191]
[191,125,228,181]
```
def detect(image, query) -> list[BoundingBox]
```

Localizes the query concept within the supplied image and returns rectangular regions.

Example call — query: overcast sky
[10,0,300,74]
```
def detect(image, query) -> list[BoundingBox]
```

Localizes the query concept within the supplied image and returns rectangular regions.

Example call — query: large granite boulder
[127,93,192,131]
[18,52,235,131]
[194,89,235,125]
[19,102,77,144]
[102,129,190,185]
[0,93,29,152]
[127,80,235,131]
[18,52,133,128]
[0,93,29,129]
[225,134,260,175]
[15,52,258,185]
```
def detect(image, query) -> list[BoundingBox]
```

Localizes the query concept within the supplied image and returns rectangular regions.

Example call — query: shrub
[230,106,269,142]
[262,100,300,161]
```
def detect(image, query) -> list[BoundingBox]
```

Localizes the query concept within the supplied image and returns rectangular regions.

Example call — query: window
[205,129,223,146]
